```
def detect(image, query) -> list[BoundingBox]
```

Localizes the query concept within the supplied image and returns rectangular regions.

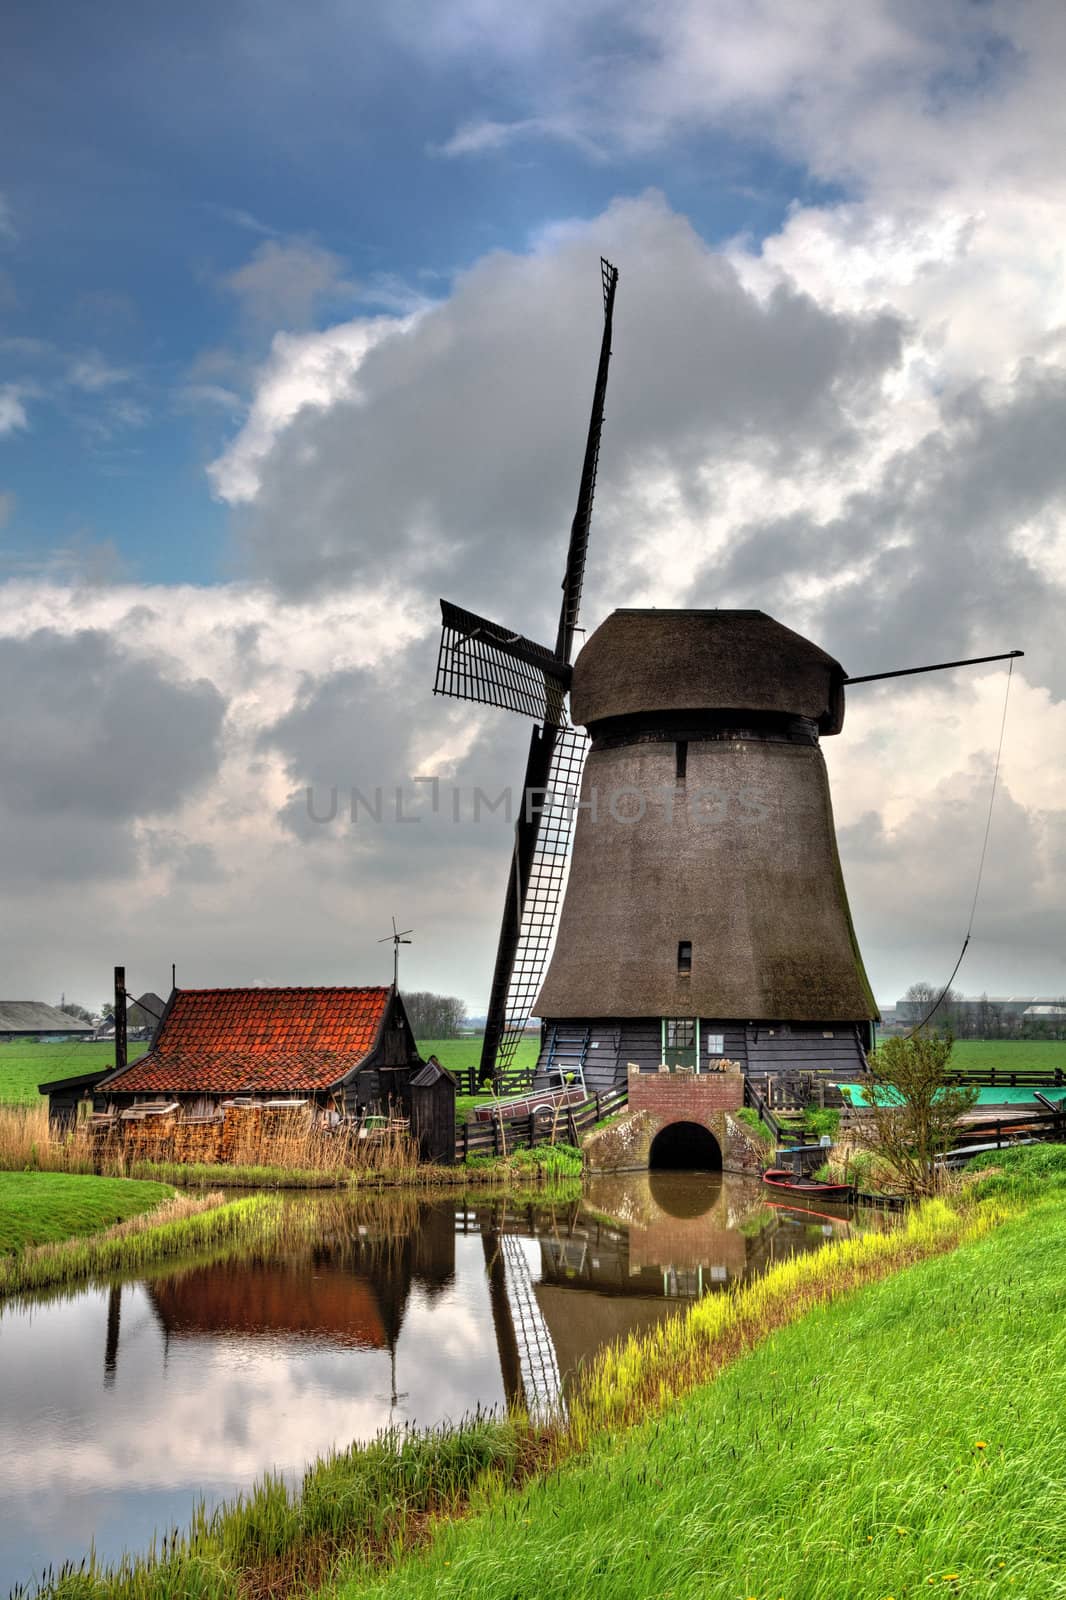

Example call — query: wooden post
[114,966,127,1075]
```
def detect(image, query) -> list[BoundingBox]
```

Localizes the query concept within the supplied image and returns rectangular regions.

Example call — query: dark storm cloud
[230,195,903,617]
[0,628,226,881]
[702,362,1066,694]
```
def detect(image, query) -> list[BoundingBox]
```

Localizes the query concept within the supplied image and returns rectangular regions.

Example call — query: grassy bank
[26,1166,1039,1600]
[120,1142,583,1191]
[339,1180,1063,1600]
[0,1191,290,1300]
[0,1171,174,1254]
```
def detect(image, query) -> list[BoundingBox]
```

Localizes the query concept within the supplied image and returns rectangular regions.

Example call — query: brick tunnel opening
[648,1120,723,1172]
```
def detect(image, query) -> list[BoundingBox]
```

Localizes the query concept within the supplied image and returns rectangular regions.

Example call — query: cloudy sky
[2,0,1064,1014]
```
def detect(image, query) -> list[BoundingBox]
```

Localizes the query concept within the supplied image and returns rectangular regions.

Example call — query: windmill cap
[570,609,846,734]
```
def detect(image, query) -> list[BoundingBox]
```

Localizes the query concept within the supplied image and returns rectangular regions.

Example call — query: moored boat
[761,1168,854,1198]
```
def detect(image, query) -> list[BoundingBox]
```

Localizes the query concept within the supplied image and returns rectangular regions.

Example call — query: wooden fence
[942,1068,1065,1088]
[453,1066,538,1097]
[455,1084,628,1161]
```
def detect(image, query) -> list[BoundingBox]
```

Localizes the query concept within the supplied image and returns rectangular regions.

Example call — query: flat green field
[946,1039,1066,1073]
[0,1039,149,1105]
[415,1037,539,1077]
[0,1170,173,1254]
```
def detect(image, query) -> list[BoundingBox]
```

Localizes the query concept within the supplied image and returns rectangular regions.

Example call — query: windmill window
[664,1019,695,1048]
[677,940,692,974]
[675,740,688,783]
[705,1032,724,1056]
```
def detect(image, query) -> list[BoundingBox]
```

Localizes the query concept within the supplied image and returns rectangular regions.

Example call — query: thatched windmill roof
[571,609,846,734]
[536,607,874,1024]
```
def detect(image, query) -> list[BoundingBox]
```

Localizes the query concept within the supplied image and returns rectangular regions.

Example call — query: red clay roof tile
[103,987,392,1095]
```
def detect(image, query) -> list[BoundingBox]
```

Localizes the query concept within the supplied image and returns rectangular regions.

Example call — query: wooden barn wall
[744,1024,866,1076]
[535,1017,868,1082]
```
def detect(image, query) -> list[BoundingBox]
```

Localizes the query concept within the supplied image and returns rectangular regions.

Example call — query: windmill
[434,257,619,1083]
[434,259,1021,1091]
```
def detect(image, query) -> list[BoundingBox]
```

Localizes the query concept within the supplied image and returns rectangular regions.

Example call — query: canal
[0,1171,876,1595]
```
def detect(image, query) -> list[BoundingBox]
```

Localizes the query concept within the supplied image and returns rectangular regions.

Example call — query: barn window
[675,740,688,783]
[677,940,692,974]
[665,1019,695,1048]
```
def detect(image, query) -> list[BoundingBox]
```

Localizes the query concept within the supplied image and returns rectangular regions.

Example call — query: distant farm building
[93,990,168,1041]
[0,1001,94,1040]
[892,994,1066,1036]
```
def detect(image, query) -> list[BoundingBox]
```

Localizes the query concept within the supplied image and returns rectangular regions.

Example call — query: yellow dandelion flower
[975,1441,987,1449]
[942,1576,960,1583]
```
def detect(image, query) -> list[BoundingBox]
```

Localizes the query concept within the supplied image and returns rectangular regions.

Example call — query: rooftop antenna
[378,917,413,988]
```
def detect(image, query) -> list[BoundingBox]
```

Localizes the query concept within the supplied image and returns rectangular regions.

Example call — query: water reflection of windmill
[435,260,1022,1090]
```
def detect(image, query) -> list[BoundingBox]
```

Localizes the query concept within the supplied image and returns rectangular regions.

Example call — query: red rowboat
[761,1168,854,1199]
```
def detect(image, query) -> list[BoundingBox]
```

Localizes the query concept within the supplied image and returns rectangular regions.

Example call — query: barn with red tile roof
[97,984,421,1115]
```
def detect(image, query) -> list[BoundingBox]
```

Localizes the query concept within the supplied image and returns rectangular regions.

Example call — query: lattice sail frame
[494,721,589,1071]
[434,601,570,724]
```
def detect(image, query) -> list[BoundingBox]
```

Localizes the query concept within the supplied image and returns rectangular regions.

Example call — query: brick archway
[582,1066,771,1176]
[648,1120,722,1171]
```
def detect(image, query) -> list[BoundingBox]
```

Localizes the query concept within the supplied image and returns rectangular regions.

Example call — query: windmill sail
[556,255,619,662]
[432,258,618,1081]
[434,601,571,724]
[492,722,589,1071]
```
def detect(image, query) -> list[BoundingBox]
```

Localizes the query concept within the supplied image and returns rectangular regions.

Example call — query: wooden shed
[408,1056,457,1165]
[37,1068,110,1132]
[94,984,422,1119]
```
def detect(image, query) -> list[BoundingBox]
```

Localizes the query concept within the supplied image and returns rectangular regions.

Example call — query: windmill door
[662,1018,698,1070]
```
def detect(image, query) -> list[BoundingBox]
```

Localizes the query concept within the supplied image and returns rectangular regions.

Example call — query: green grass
[735,1105,775,1146]
[415,1037,540,1080]
[0,1192,311,1299]
[968,1141,1066,1202]
[463,1143,582,1179]
[0,1039,148,1105]
[26,1188,1015,1600]
[938,1039,1066,1073]
[0,1171,174,1254]
[339,1188,1065,1600]
[456,1092,495,1122]
[18,1158,1064,1600]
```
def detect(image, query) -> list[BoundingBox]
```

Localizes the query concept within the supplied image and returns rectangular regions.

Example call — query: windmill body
[431,259,1019,1089]
[533,608,878,1091]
